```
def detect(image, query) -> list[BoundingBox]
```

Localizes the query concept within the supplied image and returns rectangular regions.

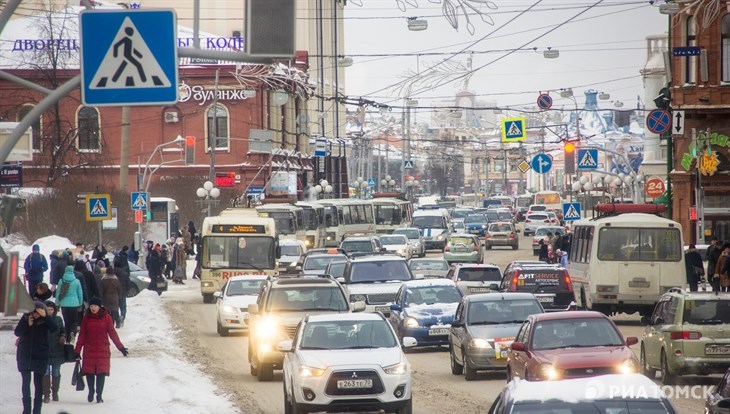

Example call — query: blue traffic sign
[576,149,598,171]
[563,202,582,221]
[131,191,148,211]
[536,93,553,110]
[404,160,415,169]
[672,46,701,56]
[367,178,376,188]
[646,109,671,134]
[315,137,327,157]
[531,153,553,174]
[80,9,178,106]
[86,194,112,221]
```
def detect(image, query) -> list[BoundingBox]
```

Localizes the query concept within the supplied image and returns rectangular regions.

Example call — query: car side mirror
[277,340,293,352]
[718,398,730,409]
[212,291,222,299]
[451,320,462,328]
[295,265,302,272]
[414,274,424,280]
[247,304,259,314]
[402,337,418,348]
[640,316,651,326]
[489,283,500,291]
[510,342,526,352]
[351,301,366,312]
[390,304,402,312]
[626,336,639,346]
[336,277,345,284]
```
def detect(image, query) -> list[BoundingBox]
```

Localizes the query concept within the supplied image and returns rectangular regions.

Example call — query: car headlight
[404,317,419,328]
[222,305,237,313]
[468,338,491,348]
[437,235,444,240]
[305,239,312,247]
[482,224,488,229]
[383,362,408,375]
[326,233,336,241]
[256,317,280,339]
[618,358,639,374]
[540,363,560,380]
[299,366,326,377]
[350,294,367,303]
[138,276,151,284]
[397,249,407,256]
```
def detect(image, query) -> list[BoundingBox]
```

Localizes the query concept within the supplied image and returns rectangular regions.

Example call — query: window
[686,16,697,84]
[18,104,41,150]
[722,15,730,82]
[206,103,229,150]
[77,106,100,151]
[597,227,682,262]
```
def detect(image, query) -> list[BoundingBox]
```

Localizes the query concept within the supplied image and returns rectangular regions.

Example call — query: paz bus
[294,201,326,248]
[255,203,306,243]
[371,195,413,234]
[317,199,376,246]
[566,203,685,318]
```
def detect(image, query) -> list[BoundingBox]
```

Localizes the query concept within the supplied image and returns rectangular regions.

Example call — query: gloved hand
[75,353,81,360]
[120,347,129,357]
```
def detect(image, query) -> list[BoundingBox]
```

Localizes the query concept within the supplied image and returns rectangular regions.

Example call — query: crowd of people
[537,231,571,265]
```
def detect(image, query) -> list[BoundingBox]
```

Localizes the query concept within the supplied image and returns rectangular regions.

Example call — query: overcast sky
[343,0,668,114]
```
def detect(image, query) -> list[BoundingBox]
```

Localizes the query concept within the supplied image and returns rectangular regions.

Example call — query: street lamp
[196,180,220,217]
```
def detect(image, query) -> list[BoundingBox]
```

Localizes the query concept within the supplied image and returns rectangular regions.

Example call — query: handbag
[62,344,76,364]
[693,266,705,276]
[71,360,85,391]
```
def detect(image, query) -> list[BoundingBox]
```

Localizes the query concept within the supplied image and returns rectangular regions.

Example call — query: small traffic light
[185,136,195,165]
[689,206,698,221]
[564,142,575,153]
[564,142,576,174]
[145,210,152,221]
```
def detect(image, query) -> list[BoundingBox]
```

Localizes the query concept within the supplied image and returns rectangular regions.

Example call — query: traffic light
[564,141,576,174]
[0,195,25,236]
[1,250,33,316]
[145,210,152,221]
[185,136,195,165]
[564,142,575,153]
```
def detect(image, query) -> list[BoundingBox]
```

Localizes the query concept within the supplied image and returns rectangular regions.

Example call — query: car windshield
[350,261,411,283]
[266,286,349,312]
[467,299,543,324]
[405,285,461,306]
[535,228,564,236]
[380,235,408,245]
[299,320,397,350]
[340,240,374,253]
[486,212,500,222]
[409,260,449,271]
[412,216,445,228]
[457,267,502,282]
[303,255,347,270]
[510,401,672,413]
[203,236,276,270]
[527,214,548,221]
[498,212,512,220]
[280,245,301,257]
[683,300,730,324]
[225,279,264,296]
[464,214,487,224]
[450,237,476,246]
[530,205,547,211]
[394,229,420,239]
[451,210,471,219]
[512,269,567,293]
[531,318,624,350]
[326,262,346,278]
[489,223,513,232]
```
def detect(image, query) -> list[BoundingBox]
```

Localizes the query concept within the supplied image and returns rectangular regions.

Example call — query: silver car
[393,227,426,258]
[523,213,551,236]
[409,258,450,278]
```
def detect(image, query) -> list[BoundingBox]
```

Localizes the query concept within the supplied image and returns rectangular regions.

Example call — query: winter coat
[51,253,68,286]
[175,245,187,269]
[33,289,53,302]
[55,266,83,308]
[15,312,57,373]
[147,249,162,277]
[93,264,105,288]
[91,246,107,262]
[74,307,124,375]
[47,309,66,366]
[23,252,48,283]
[114,266,130,295]
[718,254,730,288]
[709,245,723,276]
[99,274,122,313]
[684,248,704,283]
[114,251,131,274]
[72,268,90,304]
[76,261,99,299]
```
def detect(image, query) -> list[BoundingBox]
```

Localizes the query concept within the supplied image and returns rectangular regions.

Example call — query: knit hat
[89,297,103,307]
[97,260,105,267]
[32,244,40,251]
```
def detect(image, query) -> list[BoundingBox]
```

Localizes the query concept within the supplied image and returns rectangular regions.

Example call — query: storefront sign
[700,150,720,176]
[0,164,23,188]
[178,82,254,106]
[681,131,730,172]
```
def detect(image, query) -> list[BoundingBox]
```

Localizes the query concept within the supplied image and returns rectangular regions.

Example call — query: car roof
[394,227,420,232]
[402,279,456,288]
[489,221,513,226]
[410,258,447,262]
[272,276,340,287]
[228,275,268,282]
[663,289,730,300]
[507,374,665,404]
[465,292,536,302]
[342,236,377,241]
[280,239,304,246]
[307,313,383,322]
[450,233,478,238]
[305,253,347,260]
[455,264,500,269]
[531,310,606,322]
[351,255,406,263]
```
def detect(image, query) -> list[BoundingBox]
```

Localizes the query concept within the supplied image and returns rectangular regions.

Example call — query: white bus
[295,201,326,249]
[566,204,685,318]
[140,197,179,244]
[317,199,376,247]
[371,196,413,234]
[255,203,306,243]
[515,193,533,210]
[199,214,278,303]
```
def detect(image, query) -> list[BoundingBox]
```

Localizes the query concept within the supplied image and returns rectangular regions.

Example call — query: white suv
[280,313,415,414]
[341,256,414,316]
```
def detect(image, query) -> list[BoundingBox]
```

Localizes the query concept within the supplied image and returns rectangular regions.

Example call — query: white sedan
[214,275,267,336]
[379,234,413,260]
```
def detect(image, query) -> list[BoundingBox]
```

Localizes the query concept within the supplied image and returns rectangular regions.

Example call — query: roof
[228,275,268,282]
[455,263,500,269]
[393,227,420,232]
[341,236,377,242]
[531,310,607,322]
[351,255,406,263]
[280,239,304,246]
[402,279,456,288]
[466,292,537,302]
[664,289,730,300]
[307,313,383,322]
[273,277,339,287]
[507,374,665,403]
[450,233,479,238]
[409,258,448,262]
[574,213,680,226]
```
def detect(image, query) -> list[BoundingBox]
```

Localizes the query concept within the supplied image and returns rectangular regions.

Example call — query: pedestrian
[99,266,123,328]
[93,260,106,289]
[112,264,130,328]
[684,244,704,292]
[42,300,65,403]
[161,244,171,280]
[55,265,83,343]
[188,220,197,244]
[556,249,569,268]
[182,225,193,255]
[23,244,49,297]
[193,237,202,279]
[716,244,730,293]
[74,297,129,403]
[538,239,549,262]
[50,250,68,291]
[708,238,723,292]
[138,241,149,271]
[147,243,164,292]
[15,300,58,414]
[173,239,187,284]
[127,242,138,265]
[32,283,53,302]
[91,244,107,262]
[75,259,99,302]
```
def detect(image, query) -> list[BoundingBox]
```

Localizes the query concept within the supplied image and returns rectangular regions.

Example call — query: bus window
[269,212,295,235]
[342,206,351,224]
[364,204,374,224]
[324,206,338,227]
[597,228,681,262]
[203,236,276,270]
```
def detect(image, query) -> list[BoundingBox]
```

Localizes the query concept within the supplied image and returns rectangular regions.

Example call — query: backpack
[30,253,45,272]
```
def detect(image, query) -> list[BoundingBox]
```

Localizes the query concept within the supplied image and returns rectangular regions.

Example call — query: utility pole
[208,69,220,217]
[119,106,130,191]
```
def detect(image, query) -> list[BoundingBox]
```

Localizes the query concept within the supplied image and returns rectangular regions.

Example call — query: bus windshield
[323,206,339,227]
[268,212,296,235]
[412,216,445,229]
[375,205,402,225]
[203,236,276,269]
[597,227,682,262]
[302,208,319,231]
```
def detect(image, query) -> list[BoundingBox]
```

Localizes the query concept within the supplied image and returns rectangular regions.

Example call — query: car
[506,311,639,382]
[213,275,267,336]
[705,367,730,413]
[341,255,413,315]
[527,204,548,214]
[247,275,362,381]
[324,260,347,278]
[127,261,167,297]
[488,374,677,414]
[279,239,307,274]
[379,234,413,260]
[392,227,426,258]
[501,263,576,312]
[545,211,560,226]
[452,221,465,233]
[300,253,349,275]
[408,258,449,279]
[448,264,503,296]
[640,287,730,385]
[531,226,567,255]
[449,293,545,380]
[443,234,483,264]
[484,222,519,250]
[494,209,513,223]
[449,208,474,224]
[523,213,552,236]
[502,260,546,276]
[280,313,414,414]
[388,279,463,347]
[340,236,382,255]
[463,214,490,238]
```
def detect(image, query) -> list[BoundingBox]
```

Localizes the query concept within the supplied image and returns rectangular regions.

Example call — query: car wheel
[641,346,656,379]
[202,294,214,304]
[511,243,518,250]
[395,398,412,414]
[217,319,229,337]
[450,346,463,375]
[126,284,139,298]
[258,363,274,382]
[661,350,677,385]
[463,347,477,381]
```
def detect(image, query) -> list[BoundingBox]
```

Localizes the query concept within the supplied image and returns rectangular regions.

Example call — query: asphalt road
[163,229,710,414]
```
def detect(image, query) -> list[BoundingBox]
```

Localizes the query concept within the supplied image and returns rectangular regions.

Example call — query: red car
[506,311,639,381]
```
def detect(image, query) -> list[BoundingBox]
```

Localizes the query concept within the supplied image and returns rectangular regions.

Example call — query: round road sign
[537,93,553,111]
[645,177,666,198]
[646,109,671,134]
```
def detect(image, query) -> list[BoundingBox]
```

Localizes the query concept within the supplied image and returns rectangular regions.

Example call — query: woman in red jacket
[74,297,128,403]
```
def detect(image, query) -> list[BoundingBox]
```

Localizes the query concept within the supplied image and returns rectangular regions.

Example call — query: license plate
[470,287,489,293]
[629,280,650,288]
[537,296,554,303]
[470,229,480,233]
[337,379,373,389]
[429,328,449,336]
[375,306,391,313]
[706,346,730,355]
[156,282,166,288]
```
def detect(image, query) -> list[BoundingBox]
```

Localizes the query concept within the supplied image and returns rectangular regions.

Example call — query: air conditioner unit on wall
[164,112,179,123]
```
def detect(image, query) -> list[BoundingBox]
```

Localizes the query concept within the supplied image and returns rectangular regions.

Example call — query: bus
[515,194,533,210]
[140,197,179,244]
[199,214,278,303]
[486,195,513,210]
[575,191,612,218]
[295,201,326,249]
[255,203,305,243]
[371,196,413,234]
[317,199,376,247]
[566,204,685,318]
[460,193,477,207]
[533,190,562,207]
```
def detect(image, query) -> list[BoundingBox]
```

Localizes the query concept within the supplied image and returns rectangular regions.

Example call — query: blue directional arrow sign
[80,9,178,106]
[576,149,598,171]
[531,153,553,174]
[367,178,376,188]
[563,202,582,221]
[131,191,148,211]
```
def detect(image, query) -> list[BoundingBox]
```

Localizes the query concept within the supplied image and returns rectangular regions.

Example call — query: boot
[96,375,105,403]
[22,397,31,414]
[32,397,42,414]
[86,374,95,403]
[42,375,51,403]
[119,317,124,328]
[51,376,60,401]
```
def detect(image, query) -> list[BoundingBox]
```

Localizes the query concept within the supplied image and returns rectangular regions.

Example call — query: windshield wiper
[502,320,526,324]
[237,262,264,272]
[340,346,375,349]
[469,321,500,325]
[298,307,347,311]
[300,346,330,350]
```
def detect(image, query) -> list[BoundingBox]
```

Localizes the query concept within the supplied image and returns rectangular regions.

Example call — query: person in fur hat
[15,301,58,414]
[42,300,65,403]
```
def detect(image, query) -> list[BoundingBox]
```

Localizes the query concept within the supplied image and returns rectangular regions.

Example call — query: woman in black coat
[15,301,58,414]
[685,244,705,292]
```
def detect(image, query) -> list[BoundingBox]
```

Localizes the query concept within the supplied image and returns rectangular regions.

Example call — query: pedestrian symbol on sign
[562,202,582,221]
[506,122,522,137]
[91,199,108,216]
[576,149,598,171]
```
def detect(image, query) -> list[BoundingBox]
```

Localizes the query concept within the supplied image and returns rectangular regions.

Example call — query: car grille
[367,293,397,304]
[563,367,614,377]
[283,324,298,339]
[239,308,248,313]
[325,370,385,396]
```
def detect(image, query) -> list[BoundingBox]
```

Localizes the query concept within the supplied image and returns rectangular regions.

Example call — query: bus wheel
[203,294,214,304]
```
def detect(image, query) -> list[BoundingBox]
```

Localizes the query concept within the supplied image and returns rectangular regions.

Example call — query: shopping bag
[62,344,76,363]
[71,360,85,391]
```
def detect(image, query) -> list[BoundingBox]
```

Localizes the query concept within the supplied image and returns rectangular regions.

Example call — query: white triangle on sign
[91,199,108,216]
[578,151,597,167]
[132,194,146,209]
[89,17,171,90]
[564,204,580,219]
[404,160,414,169]
[506,122,522,136]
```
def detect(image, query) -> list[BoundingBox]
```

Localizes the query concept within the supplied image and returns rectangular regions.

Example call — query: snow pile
[4,235,75,284]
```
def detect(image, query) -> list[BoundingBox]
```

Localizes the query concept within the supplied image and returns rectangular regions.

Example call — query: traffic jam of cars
[207,194,730,414]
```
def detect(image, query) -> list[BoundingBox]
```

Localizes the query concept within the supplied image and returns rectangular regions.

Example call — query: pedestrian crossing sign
[577,149,598,171]
[80,9,178,106]
[86,194,112,221]
[501,117,527,142]
[562,202,582,221]
[131,191,148,211]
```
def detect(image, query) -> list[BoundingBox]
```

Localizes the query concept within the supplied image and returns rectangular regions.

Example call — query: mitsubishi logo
[351,372,358,379]
[586,369,594,374]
